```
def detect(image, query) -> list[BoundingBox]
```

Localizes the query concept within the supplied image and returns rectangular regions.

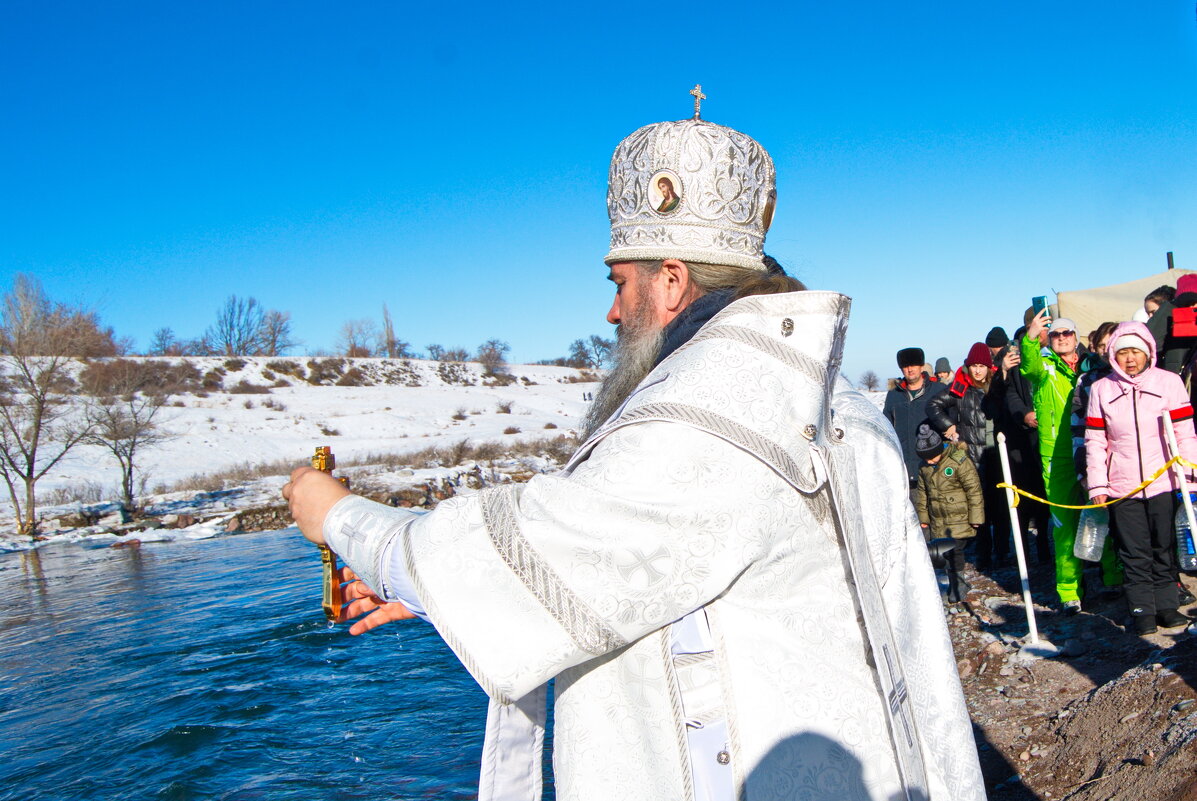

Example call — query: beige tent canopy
[1056,269,1197,341]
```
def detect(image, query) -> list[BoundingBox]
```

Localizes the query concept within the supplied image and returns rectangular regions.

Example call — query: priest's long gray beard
[581,299,665,441]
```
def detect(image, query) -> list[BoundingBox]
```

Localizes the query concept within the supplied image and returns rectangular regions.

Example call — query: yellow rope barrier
[996,456,1197,510]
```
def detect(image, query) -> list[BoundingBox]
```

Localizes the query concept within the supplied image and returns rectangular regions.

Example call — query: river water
[0,528,520,801]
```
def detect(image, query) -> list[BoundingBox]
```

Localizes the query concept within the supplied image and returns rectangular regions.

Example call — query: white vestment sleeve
[322,495,428,620]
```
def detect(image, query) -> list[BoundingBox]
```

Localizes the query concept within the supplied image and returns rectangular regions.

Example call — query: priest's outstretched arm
[285,422,784,703]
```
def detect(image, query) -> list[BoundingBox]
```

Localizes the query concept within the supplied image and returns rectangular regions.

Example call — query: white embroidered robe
[323,291,986,801]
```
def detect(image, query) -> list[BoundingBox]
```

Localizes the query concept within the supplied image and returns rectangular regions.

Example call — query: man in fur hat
[884,346,948,487]
[284,97,983,801]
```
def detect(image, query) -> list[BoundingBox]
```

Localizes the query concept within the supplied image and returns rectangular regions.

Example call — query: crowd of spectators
[882,279,1197,635]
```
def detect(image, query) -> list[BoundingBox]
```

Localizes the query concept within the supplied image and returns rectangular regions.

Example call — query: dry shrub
[564,370,601,384]
[157,435,583,498]
[266,360,305,380]
[452,408,468,421]
[229,380,270,394]
[202,369,225,390]
[263,397,286,411]
[380,360,422,387]
[496,402,513,414]
[342,434,578,471]
[503,426,521,435]
[484,373,517,387]
[335,367,367,387]
[79,359,203,396]
[223,358,246,372]
[165,457,301,493]
[45,480,106,505]
[436,362,474,386]
[307,358,347,385]
[318,423,341,436]
[544,422,557,429]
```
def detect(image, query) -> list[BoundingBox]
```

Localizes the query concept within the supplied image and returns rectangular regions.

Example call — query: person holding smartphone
[1020,309,1121,611]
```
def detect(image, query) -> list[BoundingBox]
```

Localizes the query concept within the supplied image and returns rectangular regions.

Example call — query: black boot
[1134,615,1158,635]
[1157,609,1190,629]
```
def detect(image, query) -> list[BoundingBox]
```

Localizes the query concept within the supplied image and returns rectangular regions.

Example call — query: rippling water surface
[0,529,500,800]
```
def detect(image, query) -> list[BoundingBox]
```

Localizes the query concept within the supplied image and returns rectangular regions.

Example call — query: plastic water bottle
[1074,507,1109,561]
[1176,494,1197,572]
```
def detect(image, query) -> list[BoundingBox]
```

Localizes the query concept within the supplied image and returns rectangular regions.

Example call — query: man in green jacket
[1021,310,1122,610]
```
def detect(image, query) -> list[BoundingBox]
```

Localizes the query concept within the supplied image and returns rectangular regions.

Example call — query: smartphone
[1032,295,1050,319]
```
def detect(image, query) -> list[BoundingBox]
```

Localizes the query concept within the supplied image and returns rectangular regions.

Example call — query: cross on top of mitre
[690,84,706,119]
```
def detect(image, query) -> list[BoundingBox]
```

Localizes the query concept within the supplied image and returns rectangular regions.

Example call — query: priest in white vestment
[284,97,987,801]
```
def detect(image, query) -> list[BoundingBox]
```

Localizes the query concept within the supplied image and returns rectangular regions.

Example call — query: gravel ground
[946,553,1197,800]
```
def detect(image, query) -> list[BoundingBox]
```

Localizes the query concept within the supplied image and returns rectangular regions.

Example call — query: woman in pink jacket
[1085,321,1197,635]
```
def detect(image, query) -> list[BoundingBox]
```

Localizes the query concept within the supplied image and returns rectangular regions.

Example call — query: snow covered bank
[4,357,599,550]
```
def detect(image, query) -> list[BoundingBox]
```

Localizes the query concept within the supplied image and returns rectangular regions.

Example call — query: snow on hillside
[51,357,595,490]
[2,357,598,548]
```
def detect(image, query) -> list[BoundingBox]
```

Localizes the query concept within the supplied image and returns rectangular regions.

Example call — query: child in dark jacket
[914,424,984,602]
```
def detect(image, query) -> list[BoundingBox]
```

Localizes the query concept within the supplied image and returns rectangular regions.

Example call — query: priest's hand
[282,466,352,545]
[339,565,417,635]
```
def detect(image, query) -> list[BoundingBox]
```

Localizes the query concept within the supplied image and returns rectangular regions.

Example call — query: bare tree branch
[205,296,265,356]
[83,361,172,515]
[338,319,378,357]
[0,274,95,537]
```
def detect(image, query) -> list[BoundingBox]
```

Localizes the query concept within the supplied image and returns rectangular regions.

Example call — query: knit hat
[985,326,1009,348]
[1111,332,1151,356]
[965,342,995,368]
[934,357,950,374]
[915,423,944,460]
[897,347,925,369]
[1178,274,1197,295]
[1049,317,1077,335]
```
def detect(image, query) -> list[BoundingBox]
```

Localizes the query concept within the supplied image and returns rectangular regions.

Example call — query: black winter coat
[927,369,1000,466]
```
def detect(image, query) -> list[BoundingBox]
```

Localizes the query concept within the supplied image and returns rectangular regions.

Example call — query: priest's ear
[659,259,699,313]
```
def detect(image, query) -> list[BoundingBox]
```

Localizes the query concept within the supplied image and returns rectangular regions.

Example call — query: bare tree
[179,336,212,356]
[859,370,880,391]
[476,339,511,374]
[567,339,593,368]
[149,327,177,356]
[259,310,297,356]
[379,305,413,358]
[84,362,172,516]
[0,275,94,537]
[338,319,378,357]
[205,296,265,356]
[428,344,468,362]
[588,335,614,368]
[381,304,397,357]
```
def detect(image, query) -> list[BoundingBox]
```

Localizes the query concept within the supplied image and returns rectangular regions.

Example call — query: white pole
[998,432,1040,644]
[1161,412,1197,535]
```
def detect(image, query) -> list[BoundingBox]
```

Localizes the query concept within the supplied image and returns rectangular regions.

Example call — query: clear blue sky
[3,1,1197,381]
